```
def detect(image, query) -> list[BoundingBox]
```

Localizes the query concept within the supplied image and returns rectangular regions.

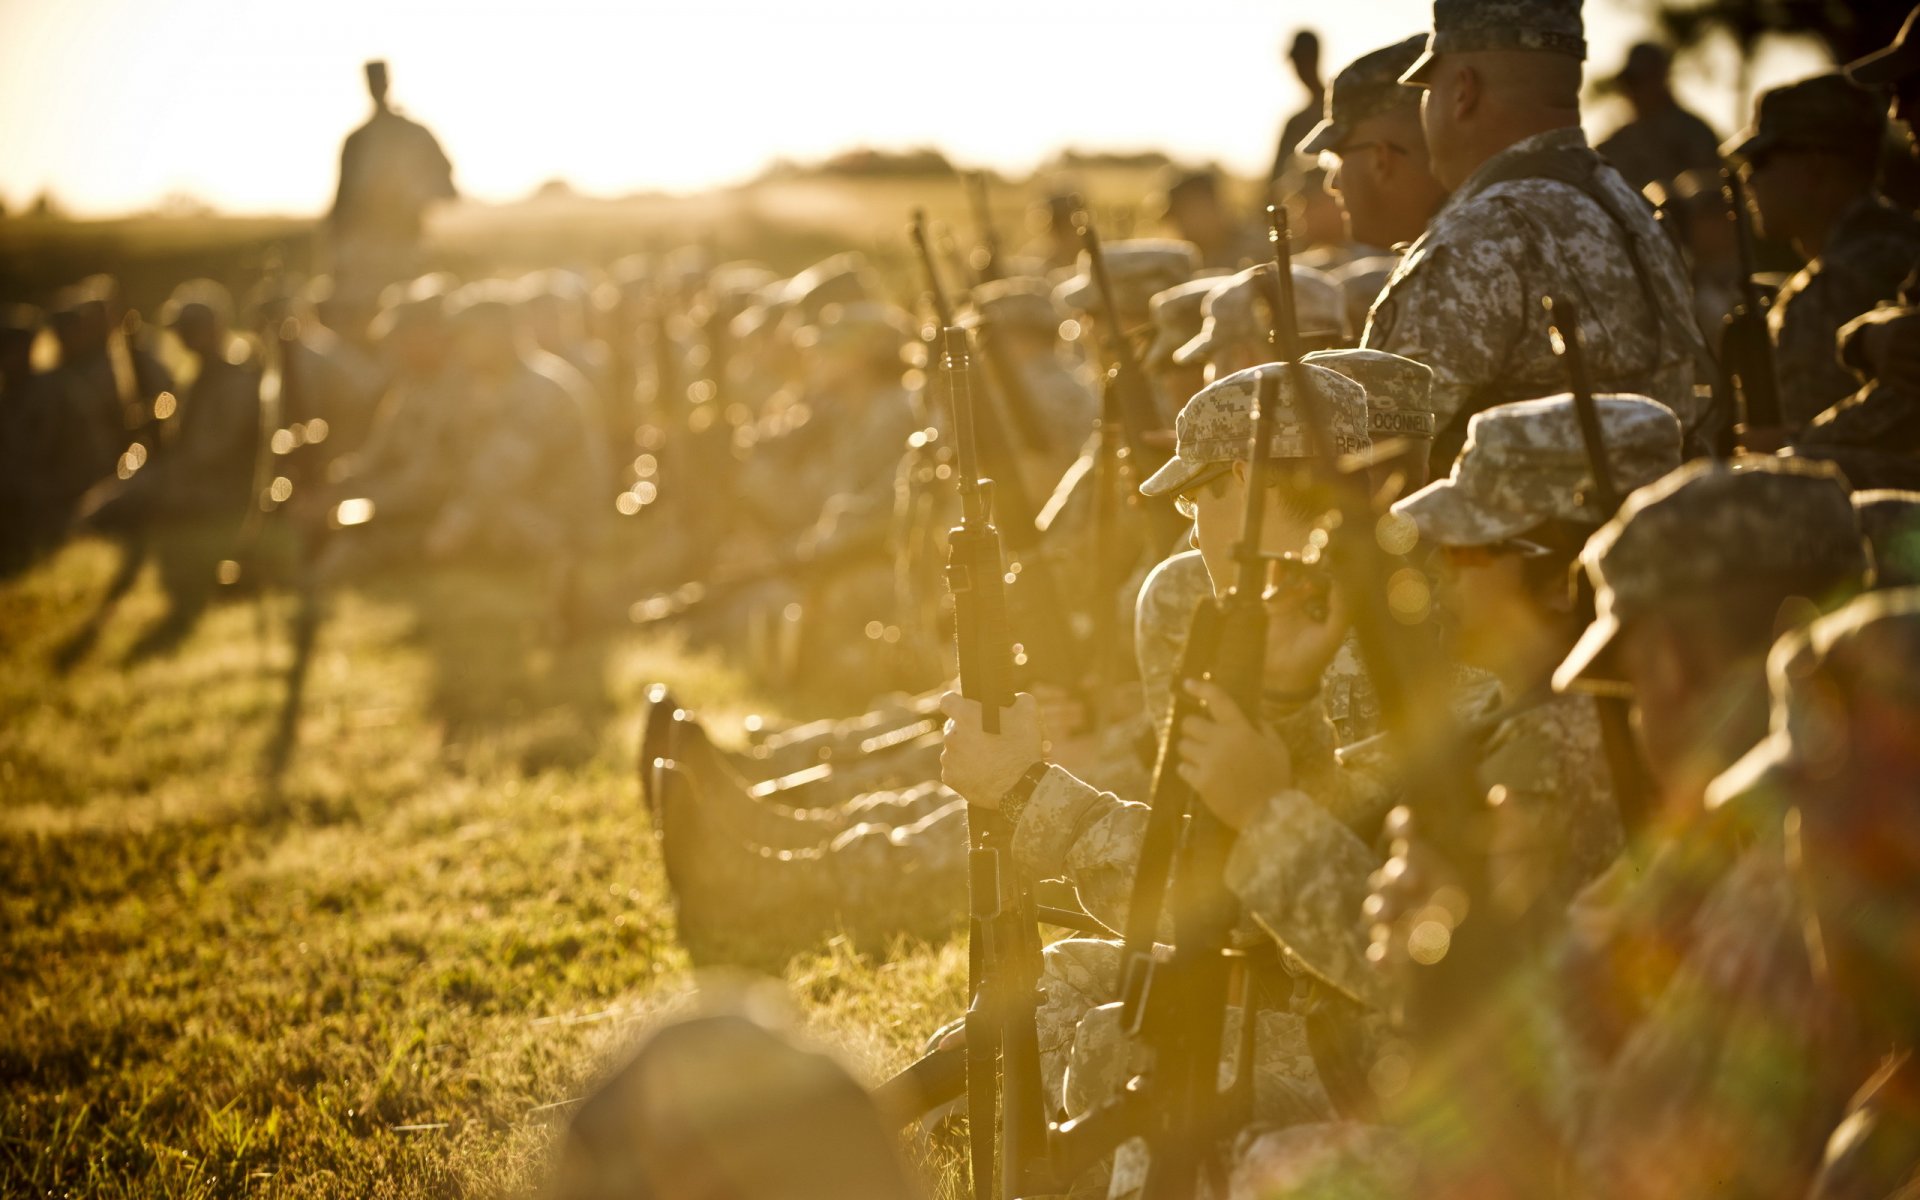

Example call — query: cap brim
[1054,276,1095,313]
[1139,455,1206,498]
[1846,40,1920,86]
[1391,476,1535,548]
[1298,116,1345,158]
[1720,128,1771,162]
[1552,609,1630,697]
[1399,47,1437,86]
[1703,731,1794,812]
[1171,328,1217,367]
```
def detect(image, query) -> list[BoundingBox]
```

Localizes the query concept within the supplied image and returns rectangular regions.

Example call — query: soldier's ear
[1453,63,1483,120]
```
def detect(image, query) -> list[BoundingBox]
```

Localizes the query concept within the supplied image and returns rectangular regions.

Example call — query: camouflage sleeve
[1573,846,1862,1200]
[1772,274,1875,432]
[1135,551,1212,735]
[1268,696,1396,834]
[1008,765,1147,936]
[1362,207,1531,430]
[1223,787,1387,1011]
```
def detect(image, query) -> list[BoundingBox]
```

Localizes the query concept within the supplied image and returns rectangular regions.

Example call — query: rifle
[967,172,1006,284]
[937,321,1051,1200]
[910,211,1092,696]
[626,525,891,627]
[1719,167,1783,450]
[1075,215,1176,488]
[1543,295,1658,841]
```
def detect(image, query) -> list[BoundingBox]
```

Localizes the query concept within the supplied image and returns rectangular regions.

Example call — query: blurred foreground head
[547,988,919,1200]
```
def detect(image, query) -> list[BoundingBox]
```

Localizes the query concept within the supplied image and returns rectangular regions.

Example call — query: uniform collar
[1442,126,1594,217]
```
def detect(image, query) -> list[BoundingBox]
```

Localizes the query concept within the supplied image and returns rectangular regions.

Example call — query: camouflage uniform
[1370,0,1707,469]
[1723,74,1920,432]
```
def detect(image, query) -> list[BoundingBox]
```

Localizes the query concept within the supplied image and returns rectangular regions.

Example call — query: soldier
[80,281,262,660]
[1726,73,1920,431]
[1300,35,1450,256]
[1302,346,1438,496]
[328,60,456,294]
[1370,0,1710,467]
[422,288,599,571]
[1154,167,1268,271]
[1053,238,1198,348]
[316,280,458,582]
[1778,592,1920,1200]
[1593,42,1724,196]
[0,304,53,573]
[958,275,1098,491]
[1272,30,1329,193]
[1143,278,1219,418]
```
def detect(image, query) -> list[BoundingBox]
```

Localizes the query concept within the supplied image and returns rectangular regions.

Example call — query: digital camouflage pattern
[1174,263,1347,368]
[1054,240,1201,317]
[1768,194,1920,431]
[1392,393,1682,548]
[1298,35,1427,157]
[1137,363,1370,498]
[1301,348,1437,440]
[1402,0,1586,85]
[1361,129,1706,447]
[1556,455,1866,691]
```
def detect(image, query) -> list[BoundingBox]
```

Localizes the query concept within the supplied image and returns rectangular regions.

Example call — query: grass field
[0,540,968,1198]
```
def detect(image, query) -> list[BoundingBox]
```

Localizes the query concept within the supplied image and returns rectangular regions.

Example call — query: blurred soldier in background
[329,60,456,297]
[1271,30,1327,195]
[1727,74,1920,432]
[0,305,53,574]
[1594,42,1723,196]
[959,277,1097,490]
[1154,167,1267,270]
[79,281,262,661]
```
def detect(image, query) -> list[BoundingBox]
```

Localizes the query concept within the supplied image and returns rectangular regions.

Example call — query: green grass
[0,540,967,1198]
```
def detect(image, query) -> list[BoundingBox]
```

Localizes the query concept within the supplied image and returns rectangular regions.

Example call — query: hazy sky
[0,0,1830,217]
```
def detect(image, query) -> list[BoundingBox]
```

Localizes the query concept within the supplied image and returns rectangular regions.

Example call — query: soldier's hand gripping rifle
[1543,295,1658,840]
[912,211,1091,697]
[1718,167,1784,451]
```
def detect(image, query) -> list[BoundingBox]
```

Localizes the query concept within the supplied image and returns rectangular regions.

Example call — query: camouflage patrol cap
[1554,456,1868,694]
[1853,489,1920,590]
[1301,35,1428,156]
[1138,362,1369,498]
[1706,587,1920,809]
[1402,0,1587,85]
[1173,263,1346,367]
[1144,278,1218,368]
[1846,3,1920,87]
[1053,239,1200,317]
[1723,73,1887,162]
[1302,348,1437,440]
[958,276,1066,335]
[1393,394,1682,548]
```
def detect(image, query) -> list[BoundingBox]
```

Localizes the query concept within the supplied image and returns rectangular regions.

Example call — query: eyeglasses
[1317,142,1409,172]
[1437,537,1555,566]
[1172,462,1235,520]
